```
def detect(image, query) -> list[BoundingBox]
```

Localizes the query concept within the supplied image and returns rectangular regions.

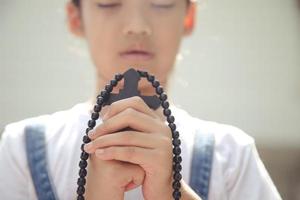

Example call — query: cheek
[154,11,185,53]
[154,21,185,68]
[84,22,118,70]
[81,6,118,64]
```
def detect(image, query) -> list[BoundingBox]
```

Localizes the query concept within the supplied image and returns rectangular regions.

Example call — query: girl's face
[66,0,195,93]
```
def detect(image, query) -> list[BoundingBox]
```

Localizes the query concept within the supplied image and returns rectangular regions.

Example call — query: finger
[102,96,158,120]
[85,131,169,153]
[89,108,170,139]
[94,146,155,166]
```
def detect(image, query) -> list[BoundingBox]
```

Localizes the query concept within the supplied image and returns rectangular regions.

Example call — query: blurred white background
[1,0,300,199]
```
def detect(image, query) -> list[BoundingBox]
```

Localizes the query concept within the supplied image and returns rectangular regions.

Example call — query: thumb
[124,165,145,192]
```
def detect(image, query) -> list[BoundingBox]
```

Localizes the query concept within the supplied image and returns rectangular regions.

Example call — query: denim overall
[25,124,214,200]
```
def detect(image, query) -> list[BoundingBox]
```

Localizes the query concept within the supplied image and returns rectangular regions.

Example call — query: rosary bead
[79,160,88,168]
[110,79,118,86]
[156,86,164,95]
[91,112,99,120]
[115,74,123,81]
[172,130,179,138]
[159,93,168,101]
[173,172,182,181]
[85,127,92,134]
[173,146,181,155]
[172,139,181,146]
[97,97,104,105]
[81,152,89,160]
[76,70,185,200]
[100,90,109,100]
[147,75,155,82]
[152,80,160,88]
[83,135,91,144]
[79,168,87,177]
[88,120,96,128]
[167,115,175,123]
[161,101,169,109]
[169,123,176,131]
[77,185,85,195]
[93,104,101,112]
[163,108,171,116]
[81,144,85,151]
[173,155,182,163]
[77,195,84,200]
[172,190,181,199]
[172,181,181,190]
[137,70,148,77]
[77,177,86,186]
[105,84,113,93]
[173,164,182,172]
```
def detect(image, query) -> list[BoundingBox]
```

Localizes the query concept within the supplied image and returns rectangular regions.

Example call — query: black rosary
[76,68,183,200]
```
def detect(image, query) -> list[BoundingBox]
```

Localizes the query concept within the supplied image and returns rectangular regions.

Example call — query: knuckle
[124,108,136,123]
[91,126,101,136]
[110,101,117,108]
[125,107,135,116]
[132,96,143,104]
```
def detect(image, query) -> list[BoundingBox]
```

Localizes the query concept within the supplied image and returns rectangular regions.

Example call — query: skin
[65,0,201,199]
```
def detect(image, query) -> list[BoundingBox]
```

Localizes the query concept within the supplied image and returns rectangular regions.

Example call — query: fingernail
[88,131,94,138]
[84,143,92,151]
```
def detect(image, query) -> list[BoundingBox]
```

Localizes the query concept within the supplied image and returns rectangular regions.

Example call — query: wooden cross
[103,68,161,110]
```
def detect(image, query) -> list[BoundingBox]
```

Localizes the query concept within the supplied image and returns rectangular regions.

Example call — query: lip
[119,49,154,61]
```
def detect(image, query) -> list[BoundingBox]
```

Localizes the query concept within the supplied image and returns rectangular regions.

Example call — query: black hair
[71,0,191,8]
[72,0,80,7]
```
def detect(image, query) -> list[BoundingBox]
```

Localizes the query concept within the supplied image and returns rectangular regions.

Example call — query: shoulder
[172,106,282,199]
[190,117,256,180]
[171,104,254,149]
[1,102,90,151]
[171,105,256,172]
[192,117,255,155]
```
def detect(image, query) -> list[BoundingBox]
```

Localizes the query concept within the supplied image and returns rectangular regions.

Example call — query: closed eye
[97,3,121,8]
[151,3,175,9]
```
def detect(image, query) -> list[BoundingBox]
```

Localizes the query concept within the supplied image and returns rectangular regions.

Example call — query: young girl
[0,0,282,199]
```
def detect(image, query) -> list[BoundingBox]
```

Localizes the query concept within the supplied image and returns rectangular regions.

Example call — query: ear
[65,2,85,38]
[183,3,196,36]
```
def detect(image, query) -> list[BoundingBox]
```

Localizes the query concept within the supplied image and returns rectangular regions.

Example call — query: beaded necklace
[76,68,183,200]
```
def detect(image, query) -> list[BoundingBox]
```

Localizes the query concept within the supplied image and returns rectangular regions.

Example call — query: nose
[122,7,152,37]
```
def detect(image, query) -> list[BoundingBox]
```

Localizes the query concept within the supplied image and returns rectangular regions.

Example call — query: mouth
[119,49,154,61]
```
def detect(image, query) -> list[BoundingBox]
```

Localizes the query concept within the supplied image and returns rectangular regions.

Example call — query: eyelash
[151,3,175,9]
[97,3,121,8]
[96,3,175,9]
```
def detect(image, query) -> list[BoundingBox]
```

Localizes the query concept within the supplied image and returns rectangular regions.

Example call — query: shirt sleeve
[0,123,31,199]
[222,127,282,200]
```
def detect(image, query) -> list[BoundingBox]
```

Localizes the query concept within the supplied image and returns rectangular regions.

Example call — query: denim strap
[25,124,58,200]
[189,130,215,200]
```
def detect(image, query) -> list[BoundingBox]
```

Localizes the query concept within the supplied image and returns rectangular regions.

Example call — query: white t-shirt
[0,102,282,200]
